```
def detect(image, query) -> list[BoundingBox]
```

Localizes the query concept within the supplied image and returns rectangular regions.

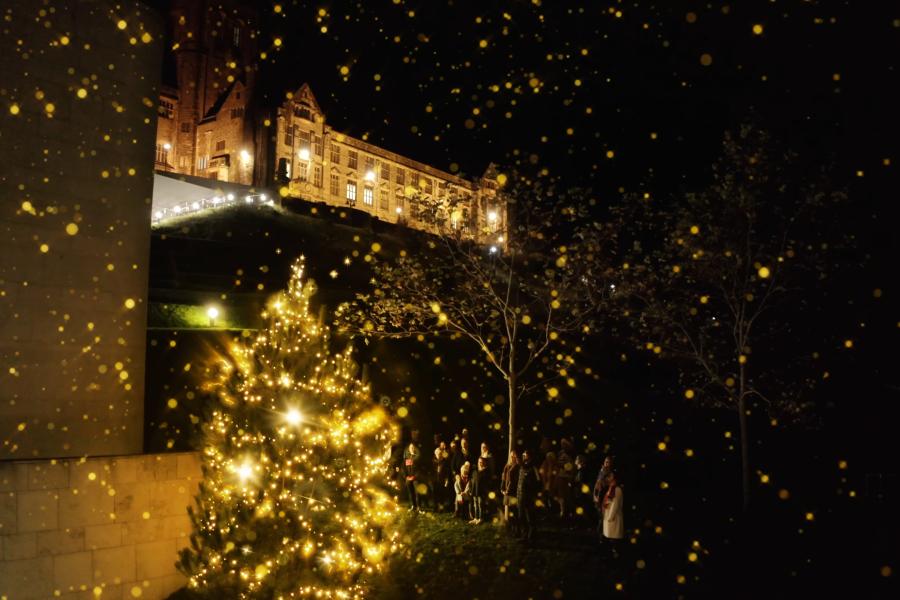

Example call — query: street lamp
[207,305,220,327]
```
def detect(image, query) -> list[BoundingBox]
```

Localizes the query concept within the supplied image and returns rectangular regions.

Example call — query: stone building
[273,84,506,242]
[153,2,505,242]
[153,0,259,185]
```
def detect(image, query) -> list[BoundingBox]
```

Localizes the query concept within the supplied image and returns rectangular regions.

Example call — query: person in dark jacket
[451,437,473,476]
[516,450,541,541]
[500,450,520,525]
[433,442,451,511]
[403,442,423,513]
[470,456,489,524]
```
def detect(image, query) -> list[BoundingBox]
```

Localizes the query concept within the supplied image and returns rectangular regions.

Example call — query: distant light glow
[298,148,310,161]
[487,210,498,222]
[489,245,498,254]
[365,170,376,182]
[207,306,220,319]
[285,408,302,426]
[240,149,252,163]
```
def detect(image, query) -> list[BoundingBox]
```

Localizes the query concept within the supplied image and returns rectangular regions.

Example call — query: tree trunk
[507,371,517,458]
[738,393,750,513]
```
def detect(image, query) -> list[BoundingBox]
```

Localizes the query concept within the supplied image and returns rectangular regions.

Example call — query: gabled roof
[201,80,244,121]
[291,83,322,114]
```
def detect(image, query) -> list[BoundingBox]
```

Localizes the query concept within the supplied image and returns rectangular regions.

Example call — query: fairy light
[151,192,275,224]
[180,256,401,598]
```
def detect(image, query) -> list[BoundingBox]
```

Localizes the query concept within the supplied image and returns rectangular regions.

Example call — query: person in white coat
[602,471,625,555]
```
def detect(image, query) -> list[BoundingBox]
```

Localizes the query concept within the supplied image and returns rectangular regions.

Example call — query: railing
[151,192,275,224]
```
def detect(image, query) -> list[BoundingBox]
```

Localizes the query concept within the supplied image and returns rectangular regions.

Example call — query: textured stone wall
[0,452,200,599]
[0,1,162,458]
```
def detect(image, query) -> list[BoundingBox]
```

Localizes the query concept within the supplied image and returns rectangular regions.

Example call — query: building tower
[155,0,258,184]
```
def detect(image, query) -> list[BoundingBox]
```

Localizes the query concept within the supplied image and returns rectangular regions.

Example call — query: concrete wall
[0,452,200,600]
[0,1,162,458]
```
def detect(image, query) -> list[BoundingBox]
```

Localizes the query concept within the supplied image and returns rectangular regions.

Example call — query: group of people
[390,430,625,548]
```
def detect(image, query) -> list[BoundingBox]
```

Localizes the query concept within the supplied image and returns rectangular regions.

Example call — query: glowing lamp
[365,170,375,182]
[226,193,235,201]
[191,202,200,210]
[487,210,498,222]
[285,408,302,426]
[163,142,172,151]
[489,245,498,254]
[260,193,267,201]
[395,206,402,214]
[153,211,163,220]
[207,305,220,326]
[298,148,310,160]
[236,462,253,483]
[245,195,254,203]
[240,149,251,163]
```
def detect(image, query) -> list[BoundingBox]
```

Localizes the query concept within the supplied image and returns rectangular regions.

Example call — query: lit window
[346,181,357,203]
[330,173,340,196]
[313,165,323,188]
[363,187,374,206]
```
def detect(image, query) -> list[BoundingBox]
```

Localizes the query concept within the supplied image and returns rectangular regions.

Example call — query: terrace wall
[0,452,200,600]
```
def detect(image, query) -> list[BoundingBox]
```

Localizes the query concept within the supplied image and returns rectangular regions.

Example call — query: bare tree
[335,175,612,456]
[613,126,848,511]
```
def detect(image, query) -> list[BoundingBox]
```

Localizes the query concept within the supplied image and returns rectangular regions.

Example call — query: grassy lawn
[369,510,618,600]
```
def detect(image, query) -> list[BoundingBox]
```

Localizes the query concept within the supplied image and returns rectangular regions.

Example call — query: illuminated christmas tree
[179,257,401,599]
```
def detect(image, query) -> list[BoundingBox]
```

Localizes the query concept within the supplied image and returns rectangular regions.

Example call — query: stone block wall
[0,452,200,600]
[0,0,162,458]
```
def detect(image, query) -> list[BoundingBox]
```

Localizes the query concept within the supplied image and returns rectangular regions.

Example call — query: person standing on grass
[479,442,497,517]
[434,442,451,511]
[452,437,473,477]
[593,455,614,540]
[404,441,423,513]
[516,450,541,542]
[500,450,520,525]
[470,456,490,524]
[539,451,558,515]
[454,462,473,520]
[602,471,625,556]
[556,439,576,519]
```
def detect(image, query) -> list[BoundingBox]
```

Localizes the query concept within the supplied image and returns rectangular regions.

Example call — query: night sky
[246,0,899,196]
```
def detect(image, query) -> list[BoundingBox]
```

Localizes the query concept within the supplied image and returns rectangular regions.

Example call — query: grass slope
[371,512,618,600]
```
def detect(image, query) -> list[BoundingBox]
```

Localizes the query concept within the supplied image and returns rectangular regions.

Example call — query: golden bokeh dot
[9,103,21,115]
[124,298,136,309]
[76,88,88,99]
[700,53,713,66]
[65,223,79,235]
[117,20,128,30]
[684,389,695,399]
[752,24,764,35]
[39,243,49,253]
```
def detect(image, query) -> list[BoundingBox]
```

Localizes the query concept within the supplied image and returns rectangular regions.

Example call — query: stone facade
[152,3,505,242]
[273,85,506,242]
[0,452,201,600]
[153,0,258,184]
[0,0,160,458]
